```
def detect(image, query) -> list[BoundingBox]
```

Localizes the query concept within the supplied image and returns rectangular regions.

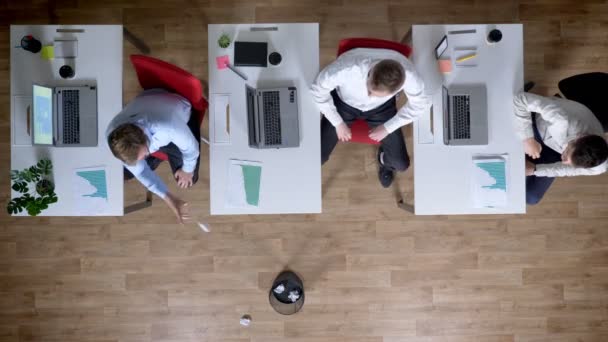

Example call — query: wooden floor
[2,0,608,341]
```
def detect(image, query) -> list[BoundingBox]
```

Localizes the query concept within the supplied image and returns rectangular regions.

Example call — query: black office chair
[558,72,608,132]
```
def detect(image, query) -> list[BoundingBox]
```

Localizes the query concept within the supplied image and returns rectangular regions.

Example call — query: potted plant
[218,33,231,48]
[7,159,58,216]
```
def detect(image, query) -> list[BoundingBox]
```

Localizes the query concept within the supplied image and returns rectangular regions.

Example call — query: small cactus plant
[218,34,231,48]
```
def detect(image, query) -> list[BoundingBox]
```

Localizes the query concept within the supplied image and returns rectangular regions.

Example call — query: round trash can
[268,270,305,315]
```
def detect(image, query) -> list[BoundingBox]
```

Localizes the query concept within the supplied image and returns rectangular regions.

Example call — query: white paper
[12,96,33,146]
[212,94,231,144]
[197,222,210,232]
[471,155,508,208]
[72,166,110,215]
[54,40,78,58]
[225,159,262,208]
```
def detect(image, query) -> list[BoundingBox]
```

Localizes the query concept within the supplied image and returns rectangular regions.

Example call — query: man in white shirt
[311,48,431,187]
[106,89,200,223]
[513,92,608,204]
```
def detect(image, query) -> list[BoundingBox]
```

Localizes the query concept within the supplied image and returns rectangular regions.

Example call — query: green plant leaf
[38,159,52,175]
[29,166,41,181]
[11,181,28,193]
[7,159,56,216]
[7,201,15,214]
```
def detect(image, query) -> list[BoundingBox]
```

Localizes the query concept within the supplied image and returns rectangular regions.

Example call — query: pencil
[456,53,477,63]
[226,63,248,80]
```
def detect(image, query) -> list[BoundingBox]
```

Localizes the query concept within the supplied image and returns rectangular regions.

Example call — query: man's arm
[310,60,348,126]
[124,160,169,198]
[125,160,190,223]
[513,92,569,142]
[383,71,432,133]
[535,162,606,177]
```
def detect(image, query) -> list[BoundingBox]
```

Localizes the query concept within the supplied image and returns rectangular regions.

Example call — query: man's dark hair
[571,135,608,168]
[370,59,405,93]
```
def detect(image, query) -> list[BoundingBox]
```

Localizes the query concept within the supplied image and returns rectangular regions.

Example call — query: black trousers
[321,90,410,172]
[124,110,201,184]
[525,114,562,205]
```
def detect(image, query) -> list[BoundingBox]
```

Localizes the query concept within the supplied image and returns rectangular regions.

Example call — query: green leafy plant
[218,34,231,48]
[7,159,58,216]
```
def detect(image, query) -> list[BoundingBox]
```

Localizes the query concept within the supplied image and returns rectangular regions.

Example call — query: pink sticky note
[216,55,230,70]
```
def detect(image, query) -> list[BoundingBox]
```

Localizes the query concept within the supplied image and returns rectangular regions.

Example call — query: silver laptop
[442,85,488,146]
[246,85,300,148]
[32,84,98,147]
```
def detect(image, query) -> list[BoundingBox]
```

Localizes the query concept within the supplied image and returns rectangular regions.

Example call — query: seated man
[513,92,608,204]
[311,47,431,187]
[106,89,201,223]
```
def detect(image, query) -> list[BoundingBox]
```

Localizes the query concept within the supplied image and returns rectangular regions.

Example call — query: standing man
[106,89,201,223]
[311,47,431,187]
[513,92,608,204]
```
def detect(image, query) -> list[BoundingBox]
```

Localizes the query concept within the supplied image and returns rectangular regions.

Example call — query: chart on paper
[226,159,262,208]
[472,156,508,208]
[73,166,110,215]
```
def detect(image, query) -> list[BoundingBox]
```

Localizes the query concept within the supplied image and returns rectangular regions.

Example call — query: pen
[226,63,248,80]
[456,53,477,63]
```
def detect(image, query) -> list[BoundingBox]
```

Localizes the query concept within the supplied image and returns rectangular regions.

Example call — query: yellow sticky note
[41,45,54,60]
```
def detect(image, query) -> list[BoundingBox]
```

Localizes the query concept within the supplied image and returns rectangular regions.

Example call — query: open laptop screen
[33,85,54,145]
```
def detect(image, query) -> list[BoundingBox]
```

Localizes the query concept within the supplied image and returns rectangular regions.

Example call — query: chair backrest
[130,55,208,161]
[337,37,412,58]
[335,38,412,145]
[558,72,608,132]
[129,55,207,114]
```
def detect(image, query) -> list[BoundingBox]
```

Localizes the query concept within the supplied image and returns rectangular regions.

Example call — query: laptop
[32,84,98,147]
[442,85,488,146]
[246,85,300,148]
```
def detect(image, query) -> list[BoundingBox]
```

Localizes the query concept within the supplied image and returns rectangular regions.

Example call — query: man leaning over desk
[513,92,608,205]
[106,89,201,223]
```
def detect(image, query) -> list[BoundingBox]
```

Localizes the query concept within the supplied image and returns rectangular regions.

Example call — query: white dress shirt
[513,92,607,177]
[106,89,199,198]
[310,48,431,133]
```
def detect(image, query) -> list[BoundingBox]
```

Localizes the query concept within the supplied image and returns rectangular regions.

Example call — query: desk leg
[124,190,153,214]
[400,28,413,46]
[397,198,414,213]
[123,27,151,55]
[397,199,414,214]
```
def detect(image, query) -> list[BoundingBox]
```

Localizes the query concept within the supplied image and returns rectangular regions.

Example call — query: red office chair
[336,38,413,145]
[124,55,208,214]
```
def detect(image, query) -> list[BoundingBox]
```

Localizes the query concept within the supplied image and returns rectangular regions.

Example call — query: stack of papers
[471,155,508,208]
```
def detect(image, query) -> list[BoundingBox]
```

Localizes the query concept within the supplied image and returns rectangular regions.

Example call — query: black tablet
[234,41,268,67]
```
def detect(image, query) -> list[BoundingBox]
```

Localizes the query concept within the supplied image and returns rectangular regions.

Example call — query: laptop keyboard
[262,91,282,145]
[452,95,471,139]
[62,90,80,144]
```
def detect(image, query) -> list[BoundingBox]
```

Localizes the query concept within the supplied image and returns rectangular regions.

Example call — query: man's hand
[336,122,352,142]
[525,160,536,176]
[523,138,542,159]
[163,192,190,224]
[369,125,389,142]
[174,169,194,189]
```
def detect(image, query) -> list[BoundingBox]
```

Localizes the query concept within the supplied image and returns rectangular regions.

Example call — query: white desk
[208,23,321,215]
[10,25,123,216]
[412,24,526,215]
